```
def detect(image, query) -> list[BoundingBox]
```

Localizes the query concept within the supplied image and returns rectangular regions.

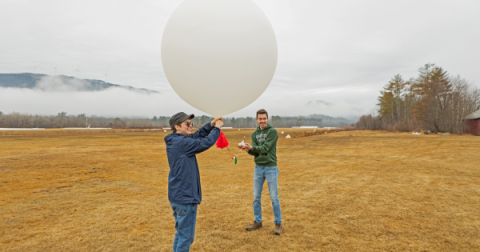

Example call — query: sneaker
[246,221,262,231]
[274,223,283,235]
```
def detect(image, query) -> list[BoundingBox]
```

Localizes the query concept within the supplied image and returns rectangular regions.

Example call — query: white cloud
[34,76,92,92]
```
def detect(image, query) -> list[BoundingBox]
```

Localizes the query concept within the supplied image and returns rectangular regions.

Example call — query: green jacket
[248,124,278,166]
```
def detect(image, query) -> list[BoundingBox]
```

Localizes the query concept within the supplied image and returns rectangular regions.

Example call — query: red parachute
[216,132,237,164]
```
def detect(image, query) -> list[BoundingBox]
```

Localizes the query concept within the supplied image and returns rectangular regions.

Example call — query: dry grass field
[1,128,479,251]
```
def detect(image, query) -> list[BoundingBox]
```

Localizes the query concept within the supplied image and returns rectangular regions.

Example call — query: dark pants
[170,202,198,252]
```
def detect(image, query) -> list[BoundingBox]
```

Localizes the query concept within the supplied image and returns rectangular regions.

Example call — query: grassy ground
[0,128,479,251]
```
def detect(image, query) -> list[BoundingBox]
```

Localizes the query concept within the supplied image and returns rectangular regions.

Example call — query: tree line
[356,63,480,134]
[188,115,329,128]
[0,112,346,129]
[0,112,130,128]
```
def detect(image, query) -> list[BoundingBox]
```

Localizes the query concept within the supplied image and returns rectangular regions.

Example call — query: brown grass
[1,129,479,251]
[0,128,164,137]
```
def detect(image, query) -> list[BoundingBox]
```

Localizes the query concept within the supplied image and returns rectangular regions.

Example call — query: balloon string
[234,148,243,156]
[227,147,235,159]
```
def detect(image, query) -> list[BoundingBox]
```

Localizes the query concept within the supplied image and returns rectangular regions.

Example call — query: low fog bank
[1,75,367,120]
[35,75,96,92]
[35,75,158,94]
[2,88,367,121]
[0,86,366,120]
[0,87,197,118]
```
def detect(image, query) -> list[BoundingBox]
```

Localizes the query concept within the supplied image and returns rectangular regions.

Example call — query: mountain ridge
[0,73,159,93]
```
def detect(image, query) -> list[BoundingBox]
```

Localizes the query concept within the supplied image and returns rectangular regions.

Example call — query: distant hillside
[0,73,159,93]
[305,113,357,123]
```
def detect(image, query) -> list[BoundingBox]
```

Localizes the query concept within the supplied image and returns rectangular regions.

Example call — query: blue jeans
[170,202,197,252]
[253,165,282,224]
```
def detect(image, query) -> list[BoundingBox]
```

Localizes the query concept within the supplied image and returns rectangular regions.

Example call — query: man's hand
[214,119,224,128]
[237,142,251,151]
[211,117,222,127]
[243,143,253,151]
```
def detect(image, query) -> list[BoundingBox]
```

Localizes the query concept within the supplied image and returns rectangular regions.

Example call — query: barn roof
[465,109,480,120]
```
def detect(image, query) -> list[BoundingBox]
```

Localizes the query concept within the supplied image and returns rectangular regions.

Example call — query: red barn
[465,109,480,136]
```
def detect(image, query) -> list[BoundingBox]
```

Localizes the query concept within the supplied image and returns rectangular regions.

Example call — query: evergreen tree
[413,63,451,132]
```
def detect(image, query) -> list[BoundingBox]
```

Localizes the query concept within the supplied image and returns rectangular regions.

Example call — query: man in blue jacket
[164,112,223,252]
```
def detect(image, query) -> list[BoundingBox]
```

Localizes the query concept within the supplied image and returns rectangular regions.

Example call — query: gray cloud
[307,100,333,107]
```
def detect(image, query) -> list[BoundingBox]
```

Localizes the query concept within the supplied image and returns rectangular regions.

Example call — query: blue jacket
[164,122,220,204]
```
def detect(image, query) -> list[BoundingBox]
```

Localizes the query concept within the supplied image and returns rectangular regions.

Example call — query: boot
[246,221,262,231]
[274,223,283,235]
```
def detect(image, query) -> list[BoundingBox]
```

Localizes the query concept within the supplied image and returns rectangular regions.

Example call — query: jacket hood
[164,133,184,143]
[256,124,273,131]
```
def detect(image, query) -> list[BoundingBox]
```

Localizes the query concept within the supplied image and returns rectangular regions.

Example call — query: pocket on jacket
[268,154,277,164]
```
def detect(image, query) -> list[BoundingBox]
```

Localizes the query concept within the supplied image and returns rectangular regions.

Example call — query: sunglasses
[181,122,194,127]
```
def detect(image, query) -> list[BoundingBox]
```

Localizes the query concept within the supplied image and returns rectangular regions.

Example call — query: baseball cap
[169,112,195,130]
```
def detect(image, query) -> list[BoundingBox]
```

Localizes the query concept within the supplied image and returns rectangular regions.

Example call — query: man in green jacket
[238,109,283,235]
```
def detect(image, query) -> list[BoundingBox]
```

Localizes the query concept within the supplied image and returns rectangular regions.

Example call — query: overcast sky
[1,0,479,118]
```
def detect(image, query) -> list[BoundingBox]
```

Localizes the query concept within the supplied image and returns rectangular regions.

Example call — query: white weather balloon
[161,0,277,117]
